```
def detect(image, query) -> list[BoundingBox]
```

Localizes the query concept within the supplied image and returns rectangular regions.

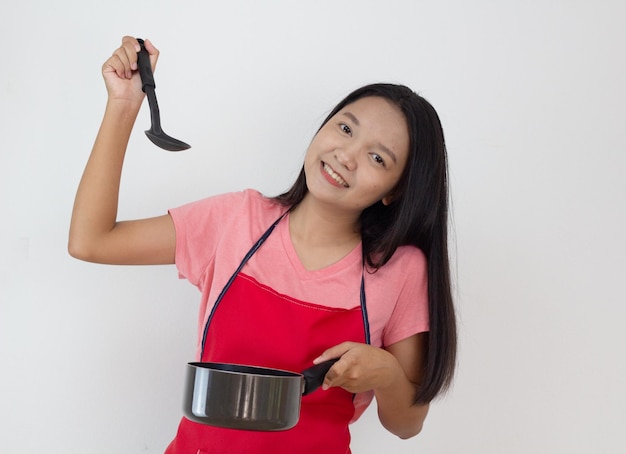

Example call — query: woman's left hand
[313,342,402,393]
[314,335,429,439]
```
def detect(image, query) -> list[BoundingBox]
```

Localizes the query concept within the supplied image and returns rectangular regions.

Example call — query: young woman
[69,36,456,454]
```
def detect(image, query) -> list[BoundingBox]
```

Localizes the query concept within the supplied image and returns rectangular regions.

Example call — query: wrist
[103,97,143,128]
[106,95,142,113]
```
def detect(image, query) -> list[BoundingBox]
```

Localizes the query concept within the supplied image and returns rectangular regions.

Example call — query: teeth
[323,163,349,187]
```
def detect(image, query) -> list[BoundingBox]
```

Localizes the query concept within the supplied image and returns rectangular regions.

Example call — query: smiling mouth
[322,162,349,188]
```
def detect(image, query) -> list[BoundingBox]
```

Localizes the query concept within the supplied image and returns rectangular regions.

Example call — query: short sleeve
[168,191,249,288]
[381,247,429,347]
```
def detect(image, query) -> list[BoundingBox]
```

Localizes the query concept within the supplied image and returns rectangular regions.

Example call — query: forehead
[337,96,409,158]
[339,96,407,131]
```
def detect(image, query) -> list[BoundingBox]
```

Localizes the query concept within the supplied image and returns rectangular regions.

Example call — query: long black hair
[274,83,456,404]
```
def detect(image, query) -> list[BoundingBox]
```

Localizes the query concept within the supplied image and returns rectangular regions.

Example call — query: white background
[1,1,625,453]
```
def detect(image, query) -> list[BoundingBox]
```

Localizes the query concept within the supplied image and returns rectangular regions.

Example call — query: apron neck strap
[200,211,371,358]
[360,267,371,345]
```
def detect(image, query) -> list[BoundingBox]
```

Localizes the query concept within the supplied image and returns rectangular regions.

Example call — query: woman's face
[303,96,409,214]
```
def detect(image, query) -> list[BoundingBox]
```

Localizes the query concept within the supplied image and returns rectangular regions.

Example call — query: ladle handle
[136,38,155,93]
[302,359,339,396]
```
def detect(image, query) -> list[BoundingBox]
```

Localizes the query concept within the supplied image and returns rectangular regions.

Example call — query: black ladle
[136,38,190,151]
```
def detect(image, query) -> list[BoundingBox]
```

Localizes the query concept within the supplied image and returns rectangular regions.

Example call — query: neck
[289,195,361,248]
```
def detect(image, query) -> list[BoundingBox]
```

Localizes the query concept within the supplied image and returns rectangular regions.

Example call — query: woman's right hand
[102,36,159,105]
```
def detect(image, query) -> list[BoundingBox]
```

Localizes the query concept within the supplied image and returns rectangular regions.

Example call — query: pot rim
[188,361,302,378]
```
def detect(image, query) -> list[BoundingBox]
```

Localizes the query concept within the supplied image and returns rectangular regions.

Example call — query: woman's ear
[382,193,394,206]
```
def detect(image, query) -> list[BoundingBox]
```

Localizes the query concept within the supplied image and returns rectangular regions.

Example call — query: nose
[335,145,358,171]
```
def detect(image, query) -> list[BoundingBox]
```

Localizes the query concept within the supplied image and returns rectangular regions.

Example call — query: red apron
[165,215,371,454]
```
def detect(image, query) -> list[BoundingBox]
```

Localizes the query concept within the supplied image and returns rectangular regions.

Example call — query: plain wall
[1,1,625,452]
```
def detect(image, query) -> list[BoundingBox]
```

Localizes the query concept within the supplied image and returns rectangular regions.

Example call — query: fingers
[105,36,139,80]
[320,359,346,391]
[312,342,355,391]
[313,343,398,393]
[313,342,354,364]
[102,36,159,80]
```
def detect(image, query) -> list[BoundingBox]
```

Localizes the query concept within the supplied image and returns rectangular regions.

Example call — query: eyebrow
[343,111,360,126]
[341,111,398,164]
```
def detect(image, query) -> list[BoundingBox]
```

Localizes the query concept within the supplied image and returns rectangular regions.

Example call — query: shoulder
[375,245,427,281]
[170,189,283,223]
[168,189,286,288]
[366,246,428,305]
[388,245,426,268]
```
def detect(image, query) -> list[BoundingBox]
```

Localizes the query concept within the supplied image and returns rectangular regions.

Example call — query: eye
[340,123,352,136]
[370,153,386,167]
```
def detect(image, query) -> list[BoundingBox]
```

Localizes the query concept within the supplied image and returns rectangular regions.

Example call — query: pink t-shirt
[169,189,429,420]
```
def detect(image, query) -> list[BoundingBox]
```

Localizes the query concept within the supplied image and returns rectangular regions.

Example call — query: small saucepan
[183,359,338,431]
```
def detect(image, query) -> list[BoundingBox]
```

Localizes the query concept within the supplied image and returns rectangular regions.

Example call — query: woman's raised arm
[68,36,175,265]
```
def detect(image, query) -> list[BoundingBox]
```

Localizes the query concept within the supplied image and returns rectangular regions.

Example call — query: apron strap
[200,211,372,358]
[200,212,287,358]
[360,267,371,345]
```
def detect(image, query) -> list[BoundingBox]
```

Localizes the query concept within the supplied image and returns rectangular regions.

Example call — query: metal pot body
[183,362,305,431]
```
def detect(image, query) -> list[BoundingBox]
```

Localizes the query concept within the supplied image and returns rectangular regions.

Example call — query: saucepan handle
[301,359,339,396]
